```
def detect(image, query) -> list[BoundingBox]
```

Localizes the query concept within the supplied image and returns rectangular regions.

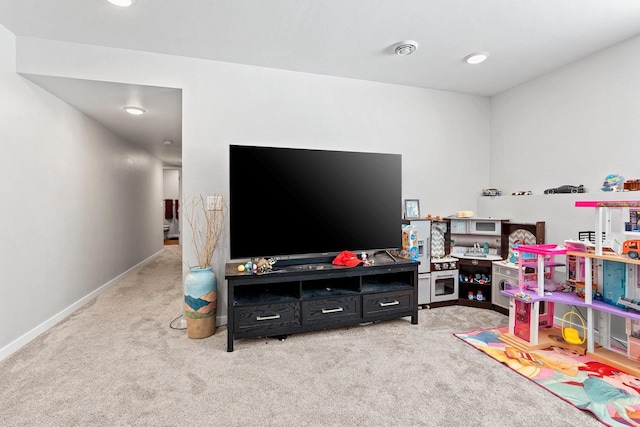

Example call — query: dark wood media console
[225,255,419,352]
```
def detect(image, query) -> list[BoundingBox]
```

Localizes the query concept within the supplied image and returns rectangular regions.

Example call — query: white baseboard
[0,249,163,362]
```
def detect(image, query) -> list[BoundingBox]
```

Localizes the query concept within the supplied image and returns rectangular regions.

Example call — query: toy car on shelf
[512,190,532,196]
[544,185,585,194]
[482,188,502,196]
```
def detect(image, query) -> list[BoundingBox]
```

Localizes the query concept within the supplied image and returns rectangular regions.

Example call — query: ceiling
[23,74,183,167]
[2,0,640,166]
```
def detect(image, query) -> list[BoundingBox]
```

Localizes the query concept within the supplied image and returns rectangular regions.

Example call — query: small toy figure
[255,257,276,274]
[509,240,522,263]
[361,251,373,266]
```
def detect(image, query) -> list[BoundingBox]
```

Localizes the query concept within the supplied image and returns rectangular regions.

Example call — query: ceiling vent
[394,40,419,56]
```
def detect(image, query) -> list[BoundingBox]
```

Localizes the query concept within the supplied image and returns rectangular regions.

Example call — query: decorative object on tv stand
[237,257,277,274]
[182,194,225,339]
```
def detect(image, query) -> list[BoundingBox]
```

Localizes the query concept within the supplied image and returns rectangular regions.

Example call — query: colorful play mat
[455,327,640,426]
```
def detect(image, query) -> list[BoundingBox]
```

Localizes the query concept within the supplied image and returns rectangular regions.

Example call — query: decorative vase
[184,266,217,339]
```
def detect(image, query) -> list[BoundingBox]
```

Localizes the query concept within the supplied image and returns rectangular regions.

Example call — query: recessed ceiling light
[393,40,419,56]
[464,52,489,65]
[163,140,173,145]
[123,106,145,115]
[107,0,136,7]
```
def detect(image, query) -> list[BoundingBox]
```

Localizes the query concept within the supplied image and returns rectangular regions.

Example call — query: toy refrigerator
[403,219,431,305]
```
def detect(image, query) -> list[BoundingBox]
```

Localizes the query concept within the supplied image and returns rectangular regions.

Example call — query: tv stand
[225,254,419,352]
[374,250,397,262]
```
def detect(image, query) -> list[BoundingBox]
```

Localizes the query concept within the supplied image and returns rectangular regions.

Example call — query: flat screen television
[229,145,402,262]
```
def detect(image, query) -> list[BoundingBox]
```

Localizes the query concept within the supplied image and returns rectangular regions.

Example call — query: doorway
[163,168,181,245]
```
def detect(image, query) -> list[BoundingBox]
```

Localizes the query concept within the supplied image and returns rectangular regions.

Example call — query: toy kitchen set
[403,216,545,312]
[449,217,504,309]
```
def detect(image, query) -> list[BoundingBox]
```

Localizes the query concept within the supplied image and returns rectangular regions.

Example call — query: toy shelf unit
[506,244,567,345]
[457,258,492,309]
[574,200,640,256]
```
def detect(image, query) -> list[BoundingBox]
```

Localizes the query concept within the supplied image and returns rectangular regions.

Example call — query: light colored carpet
[0,245,603,426]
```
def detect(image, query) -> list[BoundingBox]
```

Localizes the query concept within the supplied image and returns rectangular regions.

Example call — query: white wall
[488,35,640,196]
[12,36,492,326]
[0,26,164,359]
[480,35,640,242]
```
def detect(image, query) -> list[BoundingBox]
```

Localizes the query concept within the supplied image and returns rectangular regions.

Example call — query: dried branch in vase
[183,194,225,268]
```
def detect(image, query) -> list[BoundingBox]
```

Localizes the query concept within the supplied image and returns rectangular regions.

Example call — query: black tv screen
[229,145,402,261]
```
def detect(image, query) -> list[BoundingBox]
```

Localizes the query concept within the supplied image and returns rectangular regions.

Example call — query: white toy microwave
[469,219,502,236]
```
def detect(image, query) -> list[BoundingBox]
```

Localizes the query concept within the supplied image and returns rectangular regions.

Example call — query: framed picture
[404,199,420,219]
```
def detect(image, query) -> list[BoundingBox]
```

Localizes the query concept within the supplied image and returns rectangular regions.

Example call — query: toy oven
[431,269,459,303]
